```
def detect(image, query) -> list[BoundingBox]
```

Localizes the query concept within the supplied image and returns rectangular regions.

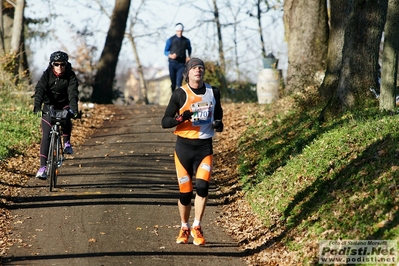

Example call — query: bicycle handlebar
[40,108,83,121]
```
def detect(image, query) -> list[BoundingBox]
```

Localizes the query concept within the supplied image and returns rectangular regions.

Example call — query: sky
[25,0,287,83]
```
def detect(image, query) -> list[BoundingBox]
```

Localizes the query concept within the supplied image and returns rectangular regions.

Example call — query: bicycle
[45,106,81,192]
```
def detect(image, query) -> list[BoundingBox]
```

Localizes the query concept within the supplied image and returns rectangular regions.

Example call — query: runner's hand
[175,110,193,124]
[212,120,224,132]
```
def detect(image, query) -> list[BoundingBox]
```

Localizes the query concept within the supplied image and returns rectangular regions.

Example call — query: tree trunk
[283,0,328,93]
[91,0,131,104]
[320,0,388,121]
[10,0,24,54]
[7,0,24,83]
[212,0,226,73]
[334,0,387,109]
[0,0,14,55]
[318,0,351,100]
[212,0,227,91]
[0,0,4,54]
[127,34,148,104]
[256,0,267,59]
[380,0,399,111]
[226,1,244,81]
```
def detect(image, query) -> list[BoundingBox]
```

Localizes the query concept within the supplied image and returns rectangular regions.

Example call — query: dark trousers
[168,61,185,92]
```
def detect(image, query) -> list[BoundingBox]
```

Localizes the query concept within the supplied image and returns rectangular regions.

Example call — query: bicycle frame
[42,106,81,191]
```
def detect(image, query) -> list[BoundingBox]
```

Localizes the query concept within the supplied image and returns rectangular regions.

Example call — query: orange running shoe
[176,227,190,244]
[191,226,206,245]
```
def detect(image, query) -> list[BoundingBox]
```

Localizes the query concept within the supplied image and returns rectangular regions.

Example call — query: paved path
[4,105,246,266]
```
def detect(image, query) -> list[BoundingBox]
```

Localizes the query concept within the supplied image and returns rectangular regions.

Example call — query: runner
[161,57,224,245]
[164,23,192,92]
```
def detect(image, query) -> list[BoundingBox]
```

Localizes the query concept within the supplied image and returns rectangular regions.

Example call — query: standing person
[161,58,224,246]
[33,51,79,179]
[164,23,192,93]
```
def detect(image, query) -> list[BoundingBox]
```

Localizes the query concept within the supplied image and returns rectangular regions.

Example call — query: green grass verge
[238,102,399,262]
[0,86,40,161]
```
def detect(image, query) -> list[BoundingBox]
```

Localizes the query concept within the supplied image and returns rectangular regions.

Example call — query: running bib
[191,101,213,126]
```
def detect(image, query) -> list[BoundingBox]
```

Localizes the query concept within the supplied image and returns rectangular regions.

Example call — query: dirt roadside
[2,104,248,266]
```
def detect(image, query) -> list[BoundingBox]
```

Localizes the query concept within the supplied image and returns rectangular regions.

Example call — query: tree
[283,0,328,93]
[318,0,351,101]
[224,0,246,80]
[319,0,388,120]
[0,0,13,54]
[125,0,153,105]
[91,0,131,104]
[10,0,24,79]
[210,0,225,74]
[10,0,24,55]
[211,0,228,91]
[94,0,153,104]
[247,0,282,59]
[380,0,399,111]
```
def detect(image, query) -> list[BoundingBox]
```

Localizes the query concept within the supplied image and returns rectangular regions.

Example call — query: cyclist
[161,58,224,245]
[33,51,79,179]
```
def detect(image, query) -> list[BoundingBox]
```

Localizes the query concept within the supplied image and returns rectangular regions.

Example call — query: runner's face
[176,30,183,37]
[188,66,204,83]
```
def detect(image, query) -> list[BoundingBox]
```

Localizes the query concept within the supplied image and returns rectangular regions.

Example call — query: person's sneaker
[176,227,190,244]
[191,226,205,246]
[35,166,48,180]
[64,141,73,154]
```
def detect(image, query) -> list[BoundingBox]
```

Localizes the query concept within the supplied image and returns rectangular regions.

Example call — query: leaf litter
[0,102,295,265]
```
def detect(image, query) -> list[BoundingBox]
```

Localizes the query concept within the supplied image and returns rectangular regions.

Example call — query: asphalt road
[3,104,246,266]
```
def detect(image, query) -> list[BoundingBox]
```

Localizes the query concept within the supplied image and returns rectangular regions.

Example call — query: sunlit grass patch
[0,75,39,160]
[238,104,399,259]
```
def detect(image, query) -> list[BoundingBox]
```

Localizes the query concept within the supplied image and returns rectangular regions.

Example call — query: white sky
[25,0,287,83]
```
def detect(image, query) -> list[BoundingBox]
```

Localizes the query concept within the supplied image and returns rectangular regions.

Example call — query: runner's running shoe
[35,166,48,180]
[191,226,205,245]
[176,227,190,244]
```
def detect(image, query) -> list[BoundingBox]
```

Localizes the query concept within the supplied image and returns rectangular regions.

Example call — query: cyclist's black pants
[39,105,72,166]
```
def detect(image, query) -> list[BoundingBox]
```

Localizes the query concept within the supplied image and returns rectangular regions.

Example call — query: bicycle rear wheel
[48,133,57,192]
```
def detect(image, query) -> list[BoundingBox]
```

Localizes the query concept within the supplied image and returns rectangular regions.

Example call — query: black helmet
[50,51,68,62]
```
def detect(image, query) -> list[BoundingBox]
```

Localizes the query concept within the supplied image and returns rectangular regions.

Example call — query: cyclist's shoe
[35,166,48,180]
[176,227,190,244]
[64,141,73,154]
[191,226,206,246]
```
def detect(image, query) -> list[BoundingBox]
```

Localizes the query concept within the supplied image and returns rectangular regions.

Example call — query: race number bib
[191,101,213,126]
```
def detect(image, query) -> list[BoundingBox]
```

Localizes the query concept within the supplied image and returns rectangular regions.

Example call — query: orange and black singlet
[161,83,223,133]
[174,83,216,139]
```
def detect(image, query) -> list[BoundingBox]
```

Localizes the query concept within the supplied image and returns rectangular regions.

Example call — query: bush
[224,81,257,103]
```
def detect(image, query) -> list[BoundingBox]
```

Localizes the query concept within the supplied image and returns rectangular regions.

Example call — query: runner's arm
[162,89,186,128]
[164,38,172,56]
[212,87,223,120]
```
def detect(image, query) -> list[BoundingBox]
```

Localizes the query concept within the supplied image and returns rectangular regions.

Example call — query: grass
[0,74,40,161]
[238,99,399,263]
[3,62,398,263]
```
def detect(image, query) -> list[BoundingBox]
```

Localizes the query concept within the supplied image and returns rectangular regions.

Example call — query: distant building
[118,66,171,106]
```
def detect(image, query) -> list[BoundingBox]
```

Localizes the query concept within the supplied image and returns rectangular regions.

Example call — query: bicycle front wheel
[48,132,57,192]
